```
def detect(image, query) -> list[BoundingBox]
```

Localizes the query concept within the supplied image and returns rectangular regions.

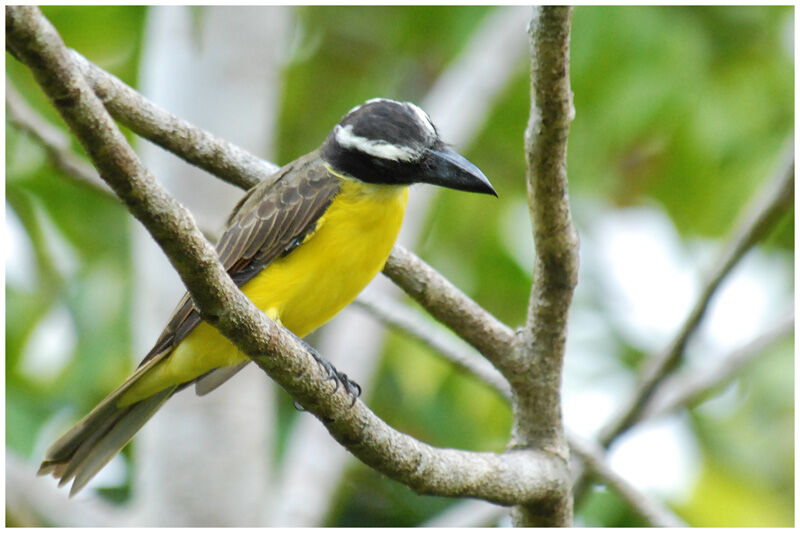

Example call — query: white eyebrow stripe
[405,102,436,137]
[334,124,420,162]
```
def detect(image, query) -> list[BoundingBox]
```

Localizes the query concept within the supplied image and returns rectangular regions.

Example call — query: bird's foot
[292,333,362,407]
[311,350,362,407]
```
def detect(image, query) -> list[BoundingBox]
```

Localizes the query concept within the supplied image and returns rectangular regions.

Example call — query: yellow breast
[260,178,409,336]
[122,176,408,403]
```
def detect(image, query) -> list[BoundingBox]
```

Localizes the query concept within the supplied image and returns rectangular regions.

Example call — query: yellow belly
[122,178,408,403]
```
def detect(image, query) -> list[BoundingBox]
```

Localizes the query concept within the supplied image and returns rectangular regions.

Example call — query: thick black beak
[422,147,497,196]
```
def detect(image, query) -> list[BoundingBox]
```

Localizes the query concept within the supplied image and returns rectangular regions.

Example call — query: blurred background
[5,5,794,527]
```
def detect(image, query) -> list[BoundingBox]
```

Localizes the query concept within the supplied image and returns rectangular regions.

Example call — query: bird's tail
[38,353,177,496]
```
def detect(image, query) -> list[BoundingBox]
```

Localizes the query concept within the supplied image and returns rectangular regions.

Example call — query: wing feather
[138,153,340,368]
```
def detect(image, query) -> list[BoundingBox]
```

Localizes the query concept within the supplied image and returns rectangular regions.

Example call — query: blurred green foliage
[6,5,146,457]
[5,5,793,527]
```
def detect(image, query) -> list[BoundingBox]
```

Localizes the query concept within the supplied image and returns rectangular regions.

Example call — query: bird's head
[321,98,496,196]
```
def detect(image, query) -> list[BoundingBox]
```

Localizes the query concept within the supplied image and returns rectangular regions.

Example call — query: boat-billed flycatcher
[38,98,495,495]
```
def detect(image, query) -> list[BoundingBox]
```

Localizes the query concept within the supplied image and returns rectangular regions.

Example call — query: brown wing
[138,152,340,367]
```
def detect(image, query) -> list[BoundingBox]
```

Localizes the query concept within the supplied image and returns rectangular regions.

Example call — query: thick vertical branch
[517,6,578,447]
[511,6,578,527]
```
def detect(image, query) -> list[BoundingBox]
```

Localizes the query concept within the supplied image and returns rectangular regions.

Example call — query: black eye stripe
[321,99,440,184]
[323,144,429,185]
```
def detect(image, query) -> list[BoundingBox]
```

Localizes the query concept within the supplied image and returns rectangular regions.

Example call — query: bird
[37,97,496,495]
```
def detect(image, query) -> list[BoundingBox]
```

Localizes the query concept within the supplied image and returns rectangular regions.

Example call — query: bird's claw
[335,372,362,407]
[297,335,361,407]
[313,355,361,406]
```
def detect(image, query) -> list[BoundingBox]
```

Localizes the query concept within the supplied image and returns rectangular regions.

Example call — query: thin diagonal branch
[642,313,794,420]
[69,49,277,190]
[7,4,567,508]
[599,154,794,445]
[354,293,512,399]
[382,245,516,371]
[567,433,686,527]
[6,78,115,199]
[571,152,795,506]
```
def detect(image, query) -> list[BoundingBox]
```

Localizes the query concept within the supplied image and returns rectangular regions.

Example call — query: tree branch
[508,6,578,526]
[6,78,115,199]
[571,151,795,506]
[358,273,689,529]
[599,154,794,445]
[641,313,794,420]
[7,4,567,508]
[518,3,578,445]
[69,49,277,190]
[382,245,516,372]
[353,292,512,399]
[567,434,686,527]
[360,262,694,529]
